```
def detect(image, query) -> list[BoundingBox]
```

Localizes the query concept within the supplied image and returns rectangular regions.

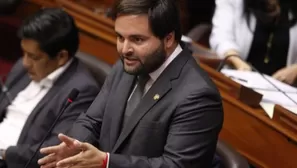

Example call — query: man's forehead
[21,39,40,52]
[114,14,151,36]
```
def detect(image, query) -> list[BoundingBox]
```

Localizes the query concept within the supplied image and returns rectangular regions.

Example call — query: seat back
[186,24,212,47]
[75,51,112,86]
[216,140,250,168]
[0,16,22,75]
[0,0,22,15]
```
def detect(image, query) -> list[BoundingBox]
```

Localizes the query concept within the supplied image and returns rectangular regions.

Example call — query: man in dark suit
[38,0,223,168]
[0,8,100,168]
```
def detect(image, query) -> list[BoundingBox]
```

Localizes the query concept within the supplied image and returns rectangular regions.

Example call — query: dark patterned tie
[123,74,150,126]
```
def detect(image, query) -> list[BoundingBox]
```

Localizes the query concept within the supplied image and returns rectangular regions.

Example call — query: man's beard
[120,44,167,75]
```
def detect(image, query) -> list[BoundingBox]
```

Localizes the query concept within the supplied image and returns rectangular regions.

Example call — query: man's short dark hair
[18,8,79,58]
[112,0,182,43]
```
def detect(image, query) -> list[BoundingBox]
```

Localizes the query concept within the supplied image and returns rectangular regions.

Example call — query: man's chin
[123,65,142,75]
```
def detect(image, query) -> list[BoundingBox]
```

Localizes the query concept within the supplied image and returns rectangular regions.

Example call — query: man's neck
[165,42,179,60]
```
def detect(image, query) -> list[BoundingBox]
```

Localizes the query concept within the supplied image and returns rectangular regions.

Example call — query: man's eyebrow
[22,49,36,56]
[115,31,122,36]
[115,31,148,38]
[130,34,147,38]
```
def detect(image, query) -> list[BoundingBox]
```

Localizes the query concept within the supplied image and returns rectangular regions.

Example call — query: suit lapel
[17,83,61,143]
[112,48,192,152]
[108,72,135,150]
[17,59,79,144]
[112,74,172,152]
[0,74,30,122]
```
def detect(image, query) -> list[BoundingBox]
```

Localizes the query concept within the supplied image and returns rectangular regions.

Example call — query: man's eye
[29,55,40,60]
[117,35,124,42]
[134,37,143,43]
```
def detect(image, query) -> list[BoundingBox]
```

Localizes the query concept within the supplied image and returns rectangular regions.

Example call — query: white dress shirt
[0,59,72,149]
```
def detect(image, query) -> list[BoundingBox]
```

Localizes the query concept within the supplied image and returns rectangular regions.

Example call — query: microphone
[23,88,80,168]
[0,75,13,104]
[216,54,240,72]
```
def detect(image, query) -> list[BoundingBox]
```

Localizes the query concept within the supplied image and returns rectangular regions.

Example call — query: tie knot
[137,74,150,89]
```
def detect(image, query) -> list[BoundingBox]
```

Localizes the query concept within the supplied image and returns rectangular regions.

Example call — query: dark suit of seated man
[39,0,224,168]
[0,8,100,168]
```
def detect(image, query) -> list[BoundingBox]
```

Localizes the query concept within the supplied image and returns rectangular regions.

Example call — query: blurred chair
[0,0,24,74]
[0,15,22,76]
[182,25,221,70]
[75,51,112,86]
[186,24,212,47]
[216,140,250,168]
[0,0,22,15]
[0,16,22,61]
[190,42,222,69]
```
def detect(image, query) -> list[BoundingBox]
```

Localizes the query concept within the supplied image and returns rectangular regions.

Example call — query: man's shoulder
[104,60,125,80]
[4,58,27,85]
[7,58,26,76]
[60,59,100,92]
[111,60,124,73]
[176,57,220,97]
[183,57,215,85]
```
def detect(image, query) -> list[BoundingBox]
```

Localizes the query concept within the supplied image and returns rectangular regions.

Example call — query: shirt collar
[38,59,73,88]
[149,45,182,82]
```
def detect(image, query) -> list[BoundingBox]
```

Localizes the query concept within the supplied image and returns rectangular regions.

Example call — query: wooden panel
[200,62,297,167]
[201,64,297,141]
[79,31,118,65]
[26,0,56,7]
[57,0,117,63]
[177,0,189,33]
[74,0,113,14]
[273,105,297,134]
[14,0,48,19]
[219,90,297,168]
[75,0,114,6]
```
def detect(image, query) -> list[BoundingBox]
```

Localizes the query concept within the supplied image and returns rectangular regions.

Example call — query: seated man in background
[0,8,100,168]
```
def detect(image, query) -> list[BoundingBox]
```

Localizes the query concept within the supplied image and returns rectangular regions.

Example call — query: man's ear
[57,50,70,66]
[164,32,175,49]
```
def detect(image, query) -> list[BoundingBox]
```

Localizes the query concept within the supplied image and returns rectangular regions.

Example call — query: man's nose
[22,54,32,69]
[121,40,133,56]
